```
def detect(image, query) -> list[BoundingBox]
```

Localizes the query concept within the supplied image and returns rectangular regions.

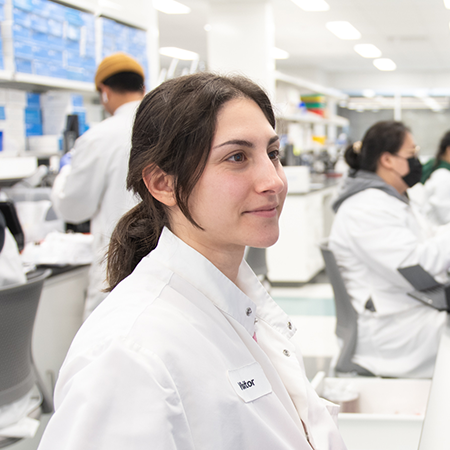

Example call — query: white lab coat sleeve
[344,202,450,286]
[51,131,110,224]
[38,338,195,450]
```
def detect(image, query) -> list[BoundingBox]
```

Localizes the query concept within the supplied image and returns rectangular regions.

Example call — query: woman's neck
[376,167,408,195]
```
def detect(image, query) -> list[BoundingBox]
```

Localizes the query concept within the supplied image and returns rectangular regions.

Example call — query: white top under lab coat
[329,188,450,378]
[51,101,140,318]
[423,168,450,225]
[38,228,346,450]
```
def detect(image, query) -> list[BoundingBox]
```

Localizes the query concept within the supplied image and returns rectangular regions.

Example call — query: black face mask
[402,157,422,188]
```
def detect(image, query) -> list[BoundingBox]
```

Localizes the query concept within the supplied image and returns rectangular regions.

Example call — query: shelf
[0,70,14,82]
[0,71,96,92]
[12,74,95,92]
[277,113,349,127]
[275,71,348,101]
[22,151,62,158]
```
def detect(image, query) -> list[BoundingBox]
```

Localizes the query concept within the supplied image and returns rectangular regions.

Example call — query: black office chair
[319,242,374,377]
[0,269,53,448]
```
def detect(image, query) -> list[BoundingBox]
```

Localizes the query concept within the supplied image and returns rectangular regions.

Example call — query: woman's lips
[244,206,278,218]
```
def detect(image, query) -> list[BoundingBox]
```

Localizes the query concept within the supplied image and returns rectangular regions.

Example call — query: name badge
[227,362,272,403]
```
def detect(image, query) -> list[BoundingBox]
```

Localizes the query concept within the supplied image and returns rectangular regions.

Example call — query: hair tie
[353,141,362,154]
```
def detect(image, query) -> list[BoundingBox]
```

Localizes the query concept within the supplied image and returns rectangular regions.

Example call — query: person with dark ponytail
[38,73,347,450]
[329,120,450,379]
[421,130,450,224]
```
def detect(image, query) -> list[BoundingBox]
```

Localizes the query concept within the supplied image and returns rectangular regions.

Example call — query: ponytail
[344,142,362,170]
[106,199,169,291]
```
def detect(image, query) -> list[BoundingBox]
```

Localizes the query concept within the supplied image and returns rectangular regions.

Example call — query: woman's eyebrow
[213,139,254,149]
[213,135,279,150]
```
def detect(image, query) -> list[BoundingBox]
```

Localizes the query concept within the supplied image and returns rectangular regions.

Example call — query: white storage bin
[283,165,310,193]
[313,374,431,450]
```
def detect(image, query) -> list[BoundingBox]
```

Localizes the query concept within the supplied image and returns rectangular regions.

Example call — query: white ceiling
[157,0,450,93]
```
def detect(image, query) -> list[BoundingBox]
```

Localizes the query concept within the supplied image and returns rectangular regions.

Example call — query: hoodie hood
[332,170,409,213]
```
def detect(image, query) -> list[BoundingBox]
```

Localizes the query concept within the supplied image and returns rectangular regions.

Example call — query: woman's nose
[255,157,286,194]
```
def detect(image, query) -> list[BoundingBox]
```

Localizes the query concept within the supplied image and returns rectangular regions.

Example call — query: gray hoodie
[332,170,409,213]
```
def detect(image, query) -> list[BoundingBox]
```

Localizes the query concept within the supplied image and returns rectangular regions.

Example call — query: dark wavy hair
[106,72,275,291]
[435,130,450,162]
[345,121,410,172]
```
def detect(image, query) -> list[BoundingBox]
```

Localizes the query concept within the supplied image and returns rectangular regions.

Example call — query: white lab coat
[329,188,450,378]
[423,168,450,225]
[38,228,347,450]
[51,101,140,318]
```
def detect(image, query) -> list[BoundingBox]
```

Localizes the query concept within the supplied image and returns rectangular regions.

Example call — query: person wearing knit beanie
[51,52,145,320]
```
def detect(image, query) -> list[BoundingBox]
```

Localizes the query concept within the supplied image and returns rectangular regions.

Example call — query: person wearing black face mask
[395,154,423,188]
[328,120,450,379]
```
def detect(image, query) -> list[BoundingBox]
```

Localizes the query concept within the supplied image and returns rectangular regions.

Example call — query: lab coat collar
[148,227,296,340]
[113,100,141,117]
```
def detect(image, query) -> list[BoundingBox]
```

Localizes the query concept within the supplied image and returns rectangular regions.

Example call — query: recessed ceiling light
[273,48,290,59]
[414,89,428,98]
[354,44,382,58]
[326,21,361,40]
[444,0,450,9]
[290,0,330,11]
[159,47,199,60]
[362,89,376,98]
[153,0,190,14]
[204,24,212,32]
[373,58,396,71]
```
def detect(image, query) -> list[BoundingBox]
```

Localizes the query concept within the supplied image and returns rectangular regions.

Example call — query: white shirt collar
[113,100,141,116]
[148,227,296,339]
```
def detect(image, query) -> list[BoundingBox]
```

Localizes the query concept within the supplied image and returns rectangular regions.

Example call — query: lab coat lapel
[256,320,313,443]
[235,263,314,445]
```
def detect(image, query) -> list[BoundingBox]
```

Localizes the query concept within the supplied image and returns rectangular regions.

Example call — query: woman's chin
[246,232,280,249]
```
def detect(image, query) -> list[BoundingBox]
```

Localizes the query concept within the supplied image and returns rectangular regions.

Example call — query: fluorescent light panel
[290,0,330,11]
[153,0,190,14]
[326,21,361,40]
[373,58,396,71]
[159,47,199,60]
[354,44,382,58]
[273,47,290,59]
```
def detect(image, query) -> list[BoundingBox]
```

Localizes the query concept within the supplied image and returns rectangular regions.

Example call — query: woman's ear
[142,165,176,207]
[379,151,395,170]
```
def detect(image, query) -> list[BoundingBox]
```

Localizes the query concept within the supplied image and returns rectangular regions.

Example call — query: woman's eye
[228,153,245,162]
[268,149,280,160]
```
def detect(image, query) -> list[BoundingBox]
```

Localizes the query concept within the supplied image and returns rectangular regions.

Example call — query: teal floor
[273,296,336,316]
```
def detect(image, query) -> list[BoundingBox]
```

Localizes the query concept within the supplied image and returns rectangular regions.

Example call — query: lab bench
[32,265,88,396]
[312,316,450,450]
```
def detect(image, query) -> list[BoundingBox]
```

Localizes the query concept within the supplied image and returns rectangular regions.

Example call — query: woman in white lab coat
[421,130,450,225]
[329,121,450,379]
[38,73,347,450]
